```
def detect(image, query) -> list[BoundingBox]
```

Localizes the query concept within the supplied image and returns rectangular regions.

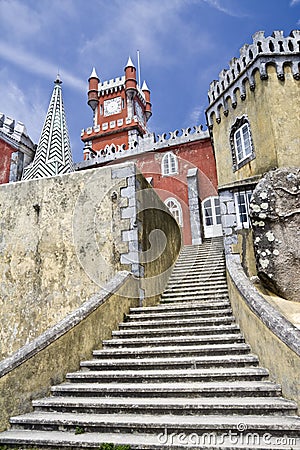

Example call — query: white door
[202,196,223,238]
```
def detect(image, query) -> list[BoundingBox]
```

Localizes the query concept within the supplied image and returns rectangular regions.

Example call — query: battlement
[206,30,300,125]
[0,113,35,152]
[97,75,146,103]
[78,124,209,169]
[98,76,125,94]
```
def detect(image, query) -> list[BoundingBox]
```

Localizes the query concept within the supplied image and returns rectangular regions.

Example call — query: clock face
[135,101,144,121]
[103,97,122,116]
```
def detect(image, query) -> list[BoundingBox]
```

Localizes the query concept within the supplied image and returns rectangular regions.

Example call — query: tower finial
[89,67,99,81]
[125,56,135,69]
[55,73,62,85]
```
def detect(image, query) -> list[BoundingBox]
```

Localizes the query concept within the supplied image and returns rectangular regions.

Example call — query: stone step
[174,258,225,265]
[8,412,300,437]
[112,323,240,339]
[124,307,232,322]
[174,257,225,273]
[51,380,283,399]
[166,280,228,289]
[164,284,229,292]
[168,273,227,282]
[119,315,235,329]
[128,299,231,314]
[66,367,269,384]
[168,275,227,284]
[171,266,225,274]
[31,396,297,416]
[94,343,251,359]
[161,290,229,301]
[103,334,245,349]
[179,247,223,254]
[80,354,259,371]
[160,293,229,303]
[2,428,299,449]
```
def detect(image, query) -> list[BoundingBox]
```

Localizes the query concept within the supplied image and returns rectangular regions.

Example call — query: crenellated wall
[0,113,36,184]
[79,125,209,168]
[206,32,300,190]
[207,30,300,123]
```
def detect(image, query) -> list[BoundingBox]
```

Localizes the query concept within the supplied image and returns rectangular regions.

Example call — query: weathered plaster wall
[0,164,181,360]
[137,173,182,305]
[0,168,123,359]
[0,272,139,431]
[210,65,300,188]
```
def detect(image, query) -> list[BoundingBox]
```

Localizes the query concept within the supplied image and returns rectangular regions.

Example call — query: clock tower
[81,57,152,160]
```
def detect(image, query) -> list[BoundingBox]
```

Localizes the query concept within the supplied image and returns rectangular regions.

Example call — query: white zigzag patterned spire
[22,76,74,180]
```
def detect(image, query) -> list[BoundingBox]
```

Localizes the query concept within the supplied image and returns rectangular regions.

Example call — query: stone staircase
[1,238,300,449]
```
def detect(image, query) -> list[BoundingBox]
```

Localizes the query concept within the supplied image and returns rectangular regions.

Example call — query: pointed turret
[88,67,99,111]
[125,56,137,96]
[22,77,74,180]
[142,80,152,121]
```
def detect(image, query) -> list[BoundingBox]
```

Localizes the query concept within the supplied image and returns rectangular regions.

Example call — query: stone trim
[226,253,300,357]
[187,168,202,245]
[112,163,143,277]
[0,271,132,378]
[218,175,261,191]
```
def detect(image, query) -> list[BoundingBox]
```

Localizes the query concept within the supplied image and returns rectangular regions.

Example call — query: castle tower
[81,57,152,159]
[22,76,74,180]
[205,30,300,249]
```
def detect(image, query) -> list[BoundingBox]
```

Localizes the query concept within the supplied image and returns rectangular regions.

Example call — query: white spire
[125,56,135,68]
[142,80,150,91]
[89,67,99,80]
[22,78,74,180]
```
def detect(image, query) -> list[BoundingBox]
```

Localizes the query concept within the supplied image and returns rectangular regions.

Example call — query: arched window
[234,122,253,163]
[230,116,255,171]
[164,198,183,226]
[161,152,178,176]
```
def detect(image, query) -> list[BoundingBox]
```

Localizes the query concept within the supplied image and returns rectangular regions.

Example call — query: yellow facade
[209,65,300,189]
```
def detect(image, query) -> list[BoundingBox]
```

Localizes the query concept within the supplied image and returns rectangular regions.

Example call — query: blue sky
[0,0,299,162]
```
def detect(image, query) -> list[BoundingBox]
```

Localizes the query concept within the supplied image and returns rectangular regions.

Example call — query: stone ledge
[226,253,300,357]
[0,271,132,378]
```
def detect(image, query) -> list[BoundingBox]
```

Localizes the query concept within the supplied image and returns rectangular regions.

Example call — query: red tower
[82,57,152,159]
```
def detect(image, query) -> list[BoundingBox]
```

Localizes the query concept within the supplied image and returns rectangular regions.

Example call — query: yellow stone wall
[210,65,300,188]
[227,261,300,412]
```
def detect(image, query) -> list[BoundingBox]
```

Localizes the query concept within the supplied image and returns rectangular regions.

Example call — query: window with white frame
[164,198,183,226]
[230,116,255,171]
[161,152,178,176]
[234,190,253,228]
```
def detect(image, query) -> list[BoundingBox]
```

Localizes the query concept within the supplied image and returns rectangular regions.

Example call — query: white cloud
[0,0,78,43]
[0,0,41,42]
[0,42,86,92]
[0,69,46,142]
[80,0,215,72]
[187,104,206,126]
[290,0,300,5]
[201,0,246,17]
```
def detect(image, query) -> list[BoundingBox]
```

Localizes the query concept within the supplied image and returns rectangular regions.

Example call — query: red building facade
[79,59,221,245]
[0,114,35,184]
